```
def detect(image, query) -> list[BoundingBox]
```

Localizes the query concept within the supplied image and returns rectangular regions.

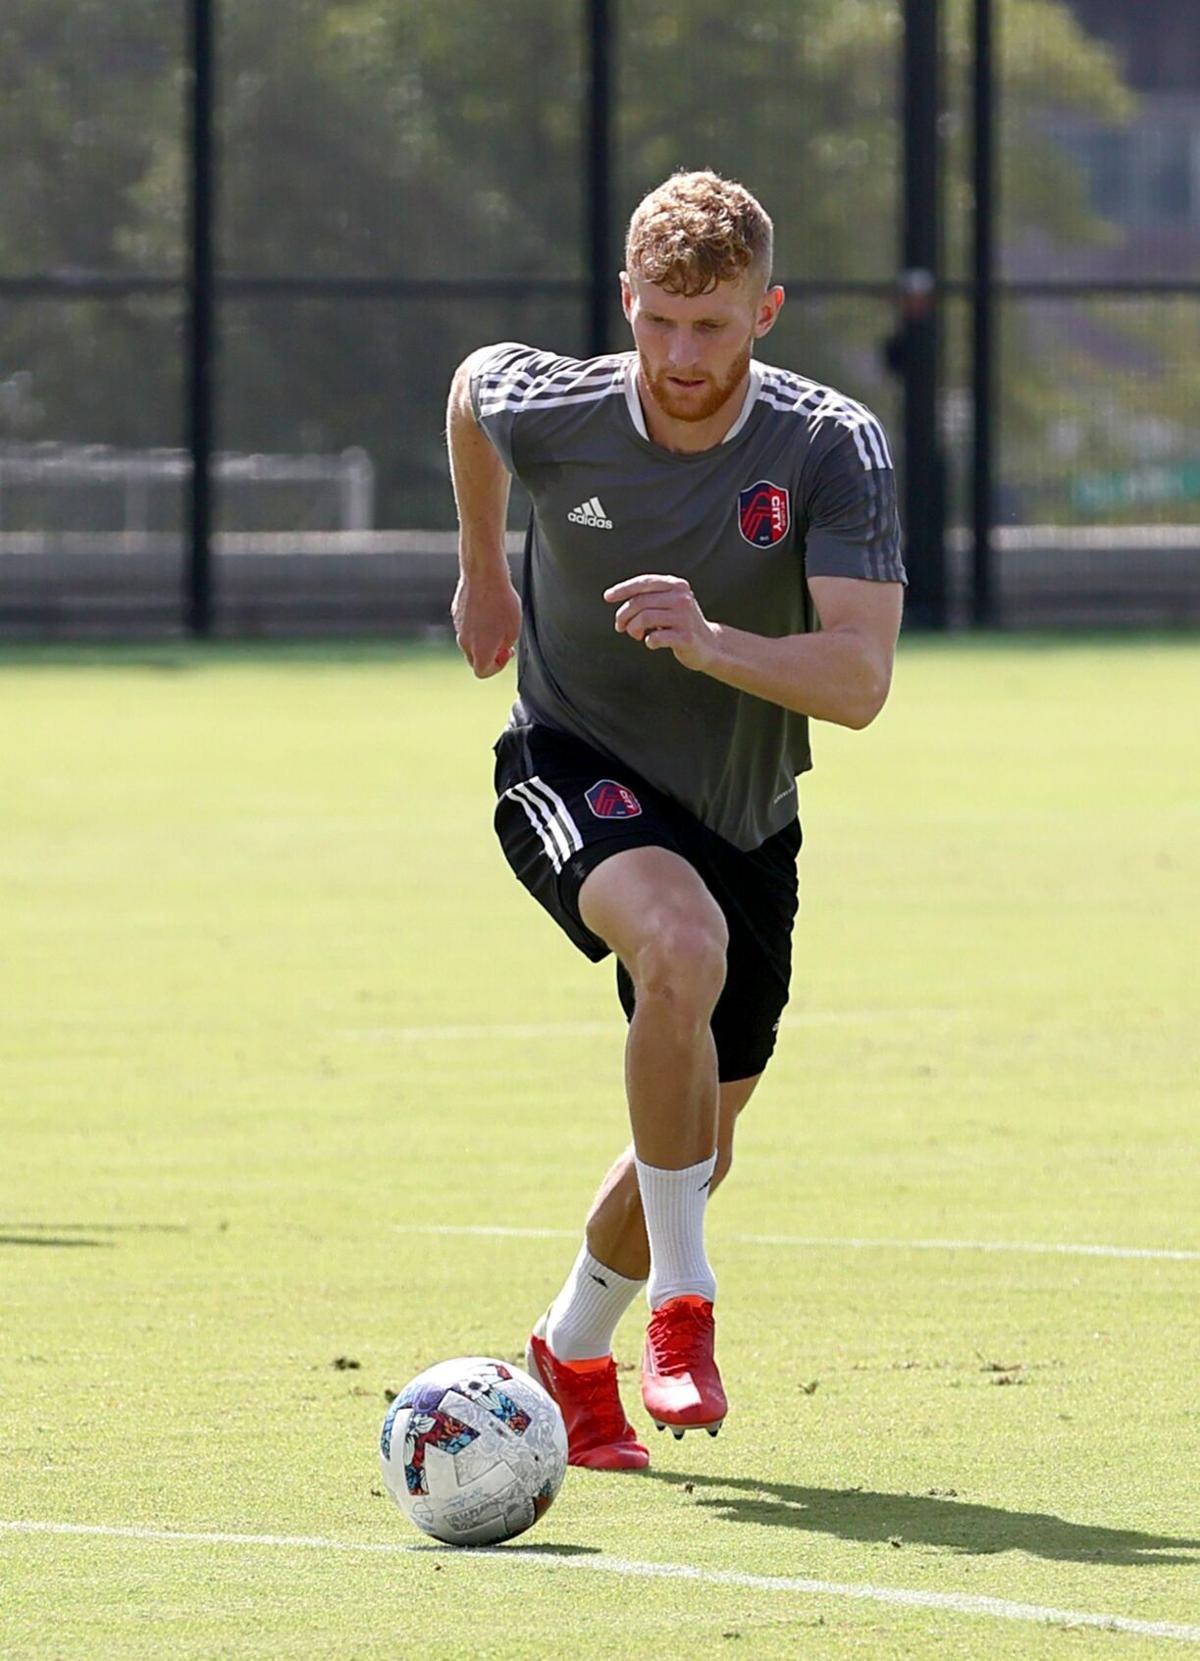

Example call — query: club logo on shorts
[585,780,642,819]
[738,480,791,547]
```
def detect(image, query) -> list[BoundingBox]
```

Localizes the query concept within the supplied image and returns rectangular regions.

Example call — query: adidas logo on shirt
[567,496,613,529]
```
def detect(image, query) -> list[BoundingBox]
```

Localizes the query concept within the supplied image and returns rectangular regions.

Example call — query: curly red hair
[624,171,774,297]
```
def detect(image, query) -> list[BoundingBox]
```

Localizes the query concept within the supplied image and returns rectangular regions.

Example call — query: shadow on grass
[0,1221,188,1232]
[0,1222,187,1249]
[0,1234,114,1249]
[644,1470,1200,1566]
[492,1541,600,1556]
[409,1541,600,1557]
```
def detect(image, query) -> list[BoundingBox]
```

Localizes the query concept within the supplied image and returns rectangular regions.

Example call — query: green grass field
[2,637,1198,1660]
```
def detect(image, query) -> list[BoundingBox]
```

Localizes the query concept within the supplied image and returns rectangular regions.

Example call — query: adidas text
[568,496,613,530]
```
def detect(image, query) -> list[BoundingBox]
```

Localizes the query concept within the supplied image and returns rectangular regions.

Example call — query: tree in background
[4,0,1184,531]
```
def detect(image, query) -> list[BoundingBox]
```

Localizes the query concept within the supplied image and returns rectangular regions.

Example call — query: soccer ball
[379,1356,568,1547]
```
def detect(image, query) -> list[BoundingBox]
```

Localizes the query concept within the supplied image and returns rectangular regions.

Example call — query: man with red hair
[446,170,904,1469]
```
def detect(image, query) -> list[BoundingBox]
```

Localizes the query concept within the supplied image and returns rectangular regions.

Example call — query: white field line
[343,1009,960,1043]
[2,1521,1197,1644]
[389,1223,1200,1262]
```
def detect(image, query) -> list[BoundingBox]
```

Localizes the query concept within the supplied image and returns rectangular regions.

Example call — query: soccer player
[446,171,904,1470]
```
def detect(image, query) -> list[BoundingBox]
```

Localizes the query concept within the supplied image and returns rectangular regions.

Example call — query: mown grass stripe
[346,1009,960,1042]
[389,1223,1200,1261]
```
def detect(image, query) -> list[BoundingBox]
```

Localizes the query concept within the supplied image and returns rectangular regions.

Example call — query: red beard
[641,344,751,424]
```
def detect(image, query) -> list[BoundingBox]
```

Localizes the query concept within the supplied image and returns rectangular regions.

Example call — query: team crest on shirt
[585,780,642,819]
[738,480,791,547]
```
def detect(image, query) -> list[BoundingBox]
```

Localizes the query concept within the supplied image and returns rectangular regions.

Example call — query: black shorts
[493,721,801,1083]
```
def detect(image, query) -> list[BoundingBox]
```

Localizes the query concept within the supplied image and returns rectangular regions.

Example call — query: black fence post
[585,0,614,356]
[185,0,215,636]
[900,0,947,628]
[971,0,996,625]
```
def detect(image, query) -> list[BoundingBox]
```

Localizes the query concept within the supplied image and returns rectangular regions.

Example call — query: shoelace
[645,1302,711,1374]
[561,1358,630,1440]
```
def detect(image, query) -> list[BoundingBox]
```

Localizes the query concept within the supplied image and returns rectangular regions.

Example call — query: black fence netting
[965,0,1200,618]
[0,4,187,630]
[1,0,1197,634]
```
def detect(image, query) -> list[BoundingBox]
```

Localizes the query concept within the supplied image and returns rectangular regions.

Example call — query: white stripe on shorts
[524,776,584,858]
[506,782,565,872]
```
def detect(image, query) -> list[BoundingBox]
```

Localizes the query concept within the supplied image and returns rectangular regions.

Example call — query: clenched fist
[452,570,522,677]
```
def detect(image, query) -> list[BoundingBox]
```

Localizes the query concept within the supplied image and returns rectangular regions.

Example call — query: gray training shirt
[471,345,905,851]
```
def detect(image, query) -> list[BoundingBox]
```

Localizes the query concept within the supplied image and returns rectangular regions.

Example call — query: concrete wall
[1,528,1197,638]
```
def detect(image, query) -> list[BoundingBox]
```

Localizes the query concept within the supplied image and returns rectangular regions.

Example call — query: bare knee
[629,912,728,1021]
[711,1142,734,1191]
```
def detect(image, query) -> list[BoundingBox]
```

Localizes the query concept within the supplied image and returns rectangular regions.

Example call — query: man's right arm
[446,349,522,678]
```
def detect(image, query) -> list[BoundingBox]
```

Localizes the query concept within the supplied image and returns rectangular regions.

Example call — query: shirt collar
[624,357,764,445]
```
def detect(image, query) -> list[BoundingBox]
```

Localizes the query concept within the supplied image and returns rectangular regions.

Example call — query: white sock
[543,1241,645,1362]
[634,1152,718,1310]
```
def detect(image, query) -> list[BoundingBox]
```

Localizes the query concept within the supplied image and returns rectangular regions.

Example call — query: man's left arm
[605,573,902,730]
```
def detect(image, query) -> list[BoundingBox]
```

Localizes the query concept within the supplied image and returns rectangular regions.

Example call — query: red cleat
[641,1295,727,1438]
[526,1317,650,1471]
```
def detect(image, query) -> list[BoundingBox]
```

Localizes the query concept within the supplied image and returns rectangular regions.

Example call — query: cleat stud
[707,1427,720,1437]
[672,1429,684,1440]
[654,1422,665,1433]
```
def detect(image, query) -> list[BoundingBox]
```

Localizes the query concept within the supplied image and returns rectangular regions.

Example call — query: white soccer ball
[379,1356,568,1547]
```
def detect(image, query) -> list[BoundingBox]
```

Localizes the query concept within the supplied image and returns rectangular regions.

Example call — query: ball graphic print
[379,1357,568,1546]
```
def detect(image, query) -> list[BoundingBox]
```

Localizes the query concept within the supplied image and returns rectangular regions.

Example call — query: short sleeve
[469,342,608,478]
[803,419,906,584]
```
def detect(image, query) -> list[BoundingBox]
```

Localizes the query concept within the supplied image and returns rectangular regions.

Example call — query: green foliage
[0,0,1175,528]
[0,1,183,273]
